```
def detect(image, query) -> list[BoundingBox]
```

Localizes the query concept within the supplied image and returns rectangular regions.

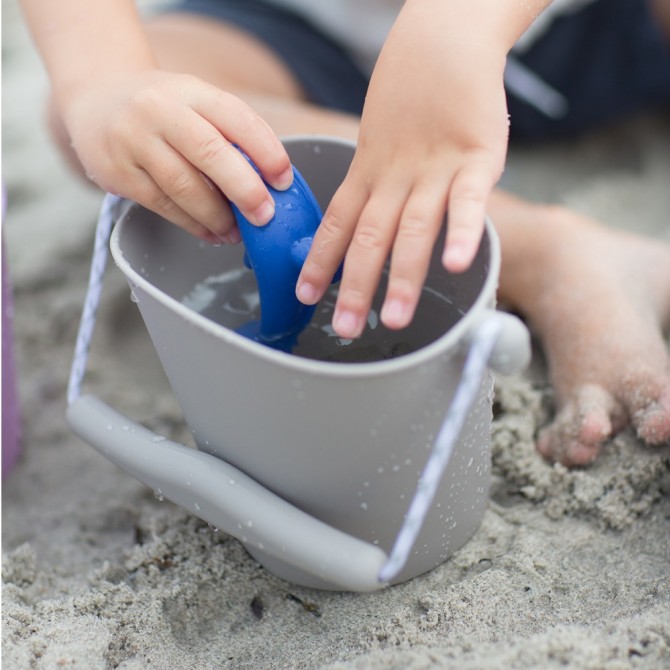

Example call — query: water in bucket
[180,265,465,364]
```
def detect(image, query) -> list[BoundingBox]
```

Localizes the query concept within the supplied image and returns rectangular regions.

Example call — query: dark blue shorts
[164,0,670,139]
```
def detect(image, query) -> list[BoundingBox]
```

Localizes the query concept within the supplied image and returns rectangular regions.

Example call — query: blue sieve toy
[230,154,341,352]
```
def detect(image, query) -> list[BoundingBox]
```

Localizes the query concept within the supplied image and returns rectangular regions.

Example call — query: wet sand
[3,0,670,667]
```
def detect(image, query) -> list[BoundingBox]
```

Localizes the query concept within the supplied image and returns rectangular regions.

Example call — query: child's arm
[297,0,553,338]
[19,0,293,244]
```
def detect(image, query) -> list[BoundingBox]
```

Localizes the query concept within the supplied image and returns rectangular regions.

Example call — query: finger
[123,164,233,245]
[137,134,240,240]
[381,180,447,330]
[332,186,409,339]
[165,106,276,227]
[442,162,495,273]
[296,179,369,306]
[194,89,294,191]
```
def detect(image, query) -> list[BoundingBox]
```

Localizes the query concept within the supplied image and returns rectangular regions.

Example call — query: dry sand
[3,0,670,667]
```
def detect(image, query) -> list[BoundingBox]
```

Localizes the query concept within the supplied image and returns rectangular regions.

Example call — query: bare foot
[492,191,670,465]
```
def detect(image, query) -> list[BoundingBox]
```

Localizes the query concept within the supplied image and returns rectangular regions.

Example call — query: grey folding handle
[68,394,389,592]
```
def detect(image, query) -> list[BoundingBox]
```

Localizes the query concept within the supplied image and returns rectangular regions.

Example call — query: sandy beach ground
[3,0,670,667]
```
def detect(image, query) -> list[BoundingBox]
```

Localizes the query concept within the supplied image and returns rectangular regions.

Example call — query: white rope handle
[504,55,569,119]
[378,316,502,584]
[67,194,123,405]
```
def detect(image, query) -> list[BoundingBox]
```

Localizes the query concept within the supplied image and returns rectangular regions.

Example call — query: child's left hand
[296,0,510,338]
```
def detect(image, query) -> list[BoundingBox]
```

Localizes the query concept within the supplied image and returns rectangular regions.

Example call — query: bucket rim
[110,137,501,379]
[111,209,500,380]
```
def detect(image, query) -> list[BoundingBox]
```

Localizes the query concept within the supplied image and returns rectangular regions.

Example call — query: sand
[2,0,670,667]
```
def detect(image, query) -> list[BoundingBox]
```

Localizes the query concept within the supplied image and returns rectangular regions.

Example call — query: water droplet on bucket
[154,489,164,502]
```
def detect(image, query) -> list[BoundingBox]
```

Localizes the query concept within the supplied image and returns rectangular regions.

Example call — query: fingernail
[442,243,468,271]
[253,200,275,225]
[296,281,318,305]
[274,167,294,191]
[205,231,224,247]
[333,310,363,338]
[381,299,412,328]
[221,228,241,245]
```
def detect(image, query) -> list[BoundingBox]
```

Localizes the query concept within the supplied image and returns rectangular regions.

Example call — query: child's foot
[493,192,670,466]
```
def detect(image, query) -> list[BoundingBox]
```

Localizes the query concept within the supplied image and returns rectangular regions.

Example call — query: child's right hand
[59,69,294,244]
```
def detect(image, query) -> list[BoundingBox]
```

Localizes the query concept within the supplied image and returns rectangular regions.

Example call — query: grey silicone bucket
[67,136,530,592]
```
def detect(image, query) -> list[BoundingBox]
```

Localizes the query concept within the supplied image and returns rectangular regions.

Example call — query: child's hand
[61,69,294,244]
[296,1,510,338]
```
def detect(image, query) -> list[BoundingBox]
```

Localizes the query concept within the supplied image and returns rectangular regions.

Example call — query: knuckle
[149,190,178,217]
[451,180,486,205]
[195,133,227,166]
[353,218,386,252]
[240,110,270,139]
[234,181,267,213]
[118,86,164,125]
[318,207,348,240]
[168,170,197,201]
[398,215,432,240]
[337,285,369,311]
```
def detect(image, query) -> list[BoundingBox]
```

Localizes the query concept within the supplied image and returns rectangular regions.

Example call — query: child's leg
[492,190,670,465]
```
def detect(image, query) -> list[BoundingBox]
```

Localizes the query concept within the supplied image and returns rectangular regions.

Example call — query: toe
[536,385,625,466]
[631,385,670,445]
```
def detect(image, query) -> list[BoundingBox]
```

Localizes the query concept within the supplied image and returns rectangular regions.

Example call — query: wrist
[402,0,551,54]
[21,0,157,108]
[53,61,157,114]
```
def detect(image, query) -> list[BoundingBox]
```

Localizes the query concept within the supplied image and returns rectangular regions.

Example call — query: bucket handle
[67,194,530,591]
